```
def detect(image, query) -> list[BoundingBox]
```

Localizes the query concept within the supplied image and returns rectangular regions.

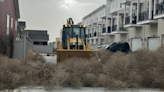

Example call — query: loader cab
[62,25,86,49]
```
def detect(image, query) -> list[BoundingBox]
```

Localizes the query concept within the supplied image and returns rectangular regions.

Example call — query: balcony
[86,33,93,40]
[111,25,128,34]
[101,27,111,36]
[112,25,117,31]
[139,11,149,21]
[94,32,97,37]
[137,10,157,25]
[124,16,142,28]
[123,0,131,5]
[102,28,106,33]
[93,32,104,39]
[154,1,164,19]
[86,34,88,38]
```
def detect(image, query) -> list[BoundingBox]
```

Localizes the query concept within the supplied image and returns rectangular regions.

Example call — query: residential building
[104,0,164,51]
[16,21,26,40]
[0,0,20,39]
[106,0,128,45]
[23,30,49,45]
[154,0,164,49]
[82,5,106,50]
[122,0,159,51]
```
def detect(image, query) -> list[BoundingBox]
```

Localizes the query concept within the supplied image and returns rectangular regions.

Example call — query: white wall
[109,0,126,13]
[83,7,106,26]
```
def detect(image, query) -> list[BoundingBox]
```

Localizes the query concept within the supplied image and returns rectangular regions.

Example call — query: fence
[13,36,53,60]
[33,45,53,53]
[13,36,33,60]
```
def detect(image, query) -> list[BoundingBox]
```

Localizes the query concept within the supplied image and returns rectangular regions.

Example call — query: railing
[94,32,96,37]
[112,25,117,31]
[139,10,149,21]
[112,25,125,31]
[125,16,130,25]
[132,16,137,24]
[156,2,164,15]
[102,27,111,33]
[107,27,111,33]
[119,24,125,31]
[102,28,106,33]
[125,16,137,25]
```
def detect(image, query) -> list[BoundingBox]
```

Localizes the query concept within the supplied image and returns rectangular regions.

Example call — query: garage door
[148,38,158,51]
[132,38,142,52]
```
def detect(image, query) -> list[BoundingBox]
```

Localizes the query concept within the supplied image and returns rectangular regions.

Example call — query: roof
[14,0,20,19]
[83,5,106,19]
[28,34,49,41]
[25,30,49,41]
[25,30,47,34]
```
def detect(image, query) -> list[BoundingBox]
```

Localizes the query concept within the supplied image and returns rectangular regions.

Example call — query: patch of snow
[12,87,163,92]
[43,55,57,64]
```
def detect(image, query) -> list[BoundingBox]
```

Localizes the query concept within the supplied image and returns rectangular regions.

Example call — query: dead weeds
[1,48,164,90]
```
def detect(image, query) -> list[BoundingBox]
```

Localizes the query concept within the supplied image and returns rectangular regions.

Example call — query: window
[6,15,10,35]
[120,3,122,8]
[11,18,13,29]
[15,21,17,31]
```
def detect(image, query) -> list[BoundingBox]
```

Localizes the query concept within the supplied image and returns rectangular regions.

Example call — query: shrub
[1,48,164,90]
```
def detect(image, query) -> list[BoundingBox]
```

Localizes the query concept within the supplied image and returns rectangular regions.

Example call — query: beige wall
[109,35,115,43]
[114,34,121,42]
[121,34,128,42]
[157,19,164,47]
[128,27,143,49]
[144,24,158,48]
[104,35,110,44]
[127,24,158,49]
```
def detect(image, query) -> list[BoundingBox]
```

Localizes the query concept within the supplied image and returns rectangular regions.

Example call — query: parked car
[104,43,114,49]
[105,42,130,53]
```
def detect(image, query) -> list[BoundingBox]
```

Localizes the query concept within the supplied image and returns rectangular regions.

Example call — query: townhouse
[78,0,164,51]
[105,0,128,45]
[82,5,106,50]
[123,0,159,51]
[103,0,164,51]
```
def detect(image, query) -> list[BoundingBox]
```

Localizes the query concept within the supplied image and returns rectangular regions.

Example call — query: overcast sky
[19,0,106,42]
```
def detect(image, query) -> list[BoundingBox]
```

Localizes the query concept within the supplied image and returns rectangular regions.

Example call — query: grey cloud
[19,0,106,42]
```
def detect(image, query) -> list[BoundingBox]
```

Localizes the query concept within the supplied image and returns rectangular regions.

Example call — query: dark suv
[106,42,130,53]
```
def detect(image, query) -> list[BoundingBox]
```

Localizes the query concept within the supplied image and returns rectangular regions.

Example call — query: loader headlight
[65,25,68,27]
[83,25,86,27]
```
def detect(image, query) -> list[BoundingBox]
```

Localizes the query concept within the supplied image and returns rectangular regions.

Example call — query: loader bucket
[57,50,98,63]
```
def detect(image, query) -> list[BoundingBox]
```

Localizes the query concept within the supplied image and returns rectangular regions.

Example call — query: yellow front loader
[57,18,98,63]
